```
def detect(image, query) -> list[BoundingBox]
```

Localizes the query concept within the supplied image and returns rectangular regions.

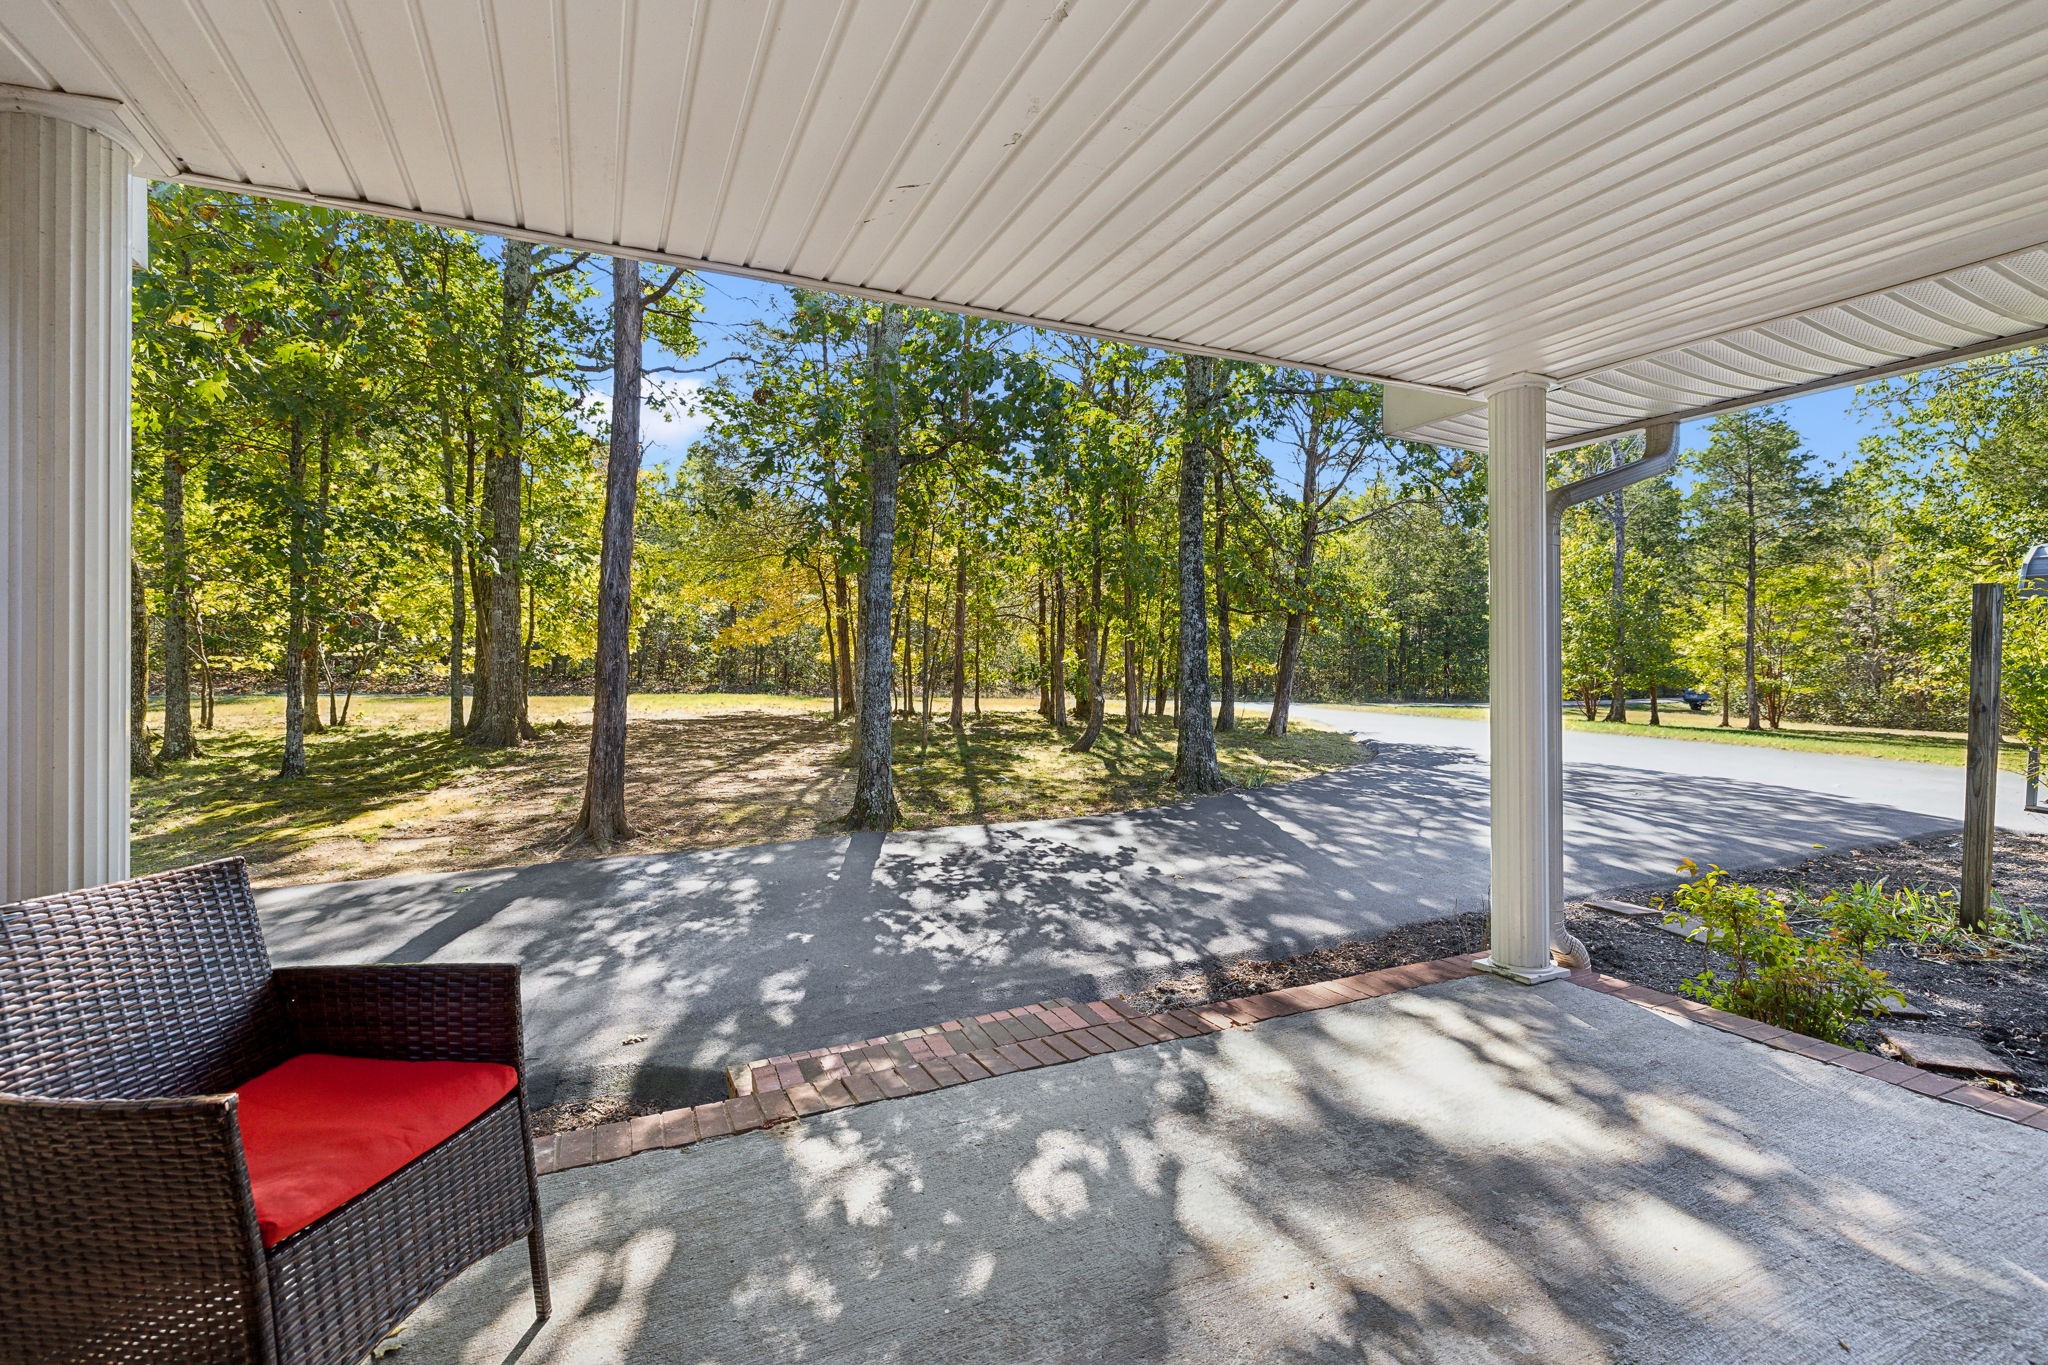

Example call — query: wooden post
[1961,582,2003,930]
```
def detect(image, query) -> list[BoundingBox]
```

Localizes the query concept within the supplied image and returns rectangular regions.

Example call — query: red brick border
[534,954,1483,1175]
[530,955,2048,1177]
[1566,968,2048,1132]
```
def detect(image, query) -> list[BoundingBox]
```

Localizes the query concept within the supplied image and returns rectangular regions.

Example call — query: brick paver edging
[1566,969,2048,1132]
[532,954,1485,1175]
[532,956,2047,1176]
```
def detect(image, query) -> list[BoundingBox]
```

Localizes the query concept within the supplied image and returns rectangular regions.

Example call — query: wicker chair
[0,857,549,1364]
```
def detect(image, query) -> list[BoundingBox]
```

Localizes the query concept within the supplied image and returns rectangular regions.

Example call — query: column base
[1473,956,1570,986]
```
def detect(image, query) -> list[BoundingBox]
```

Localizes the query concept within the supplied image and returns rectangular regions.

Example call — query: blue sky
[1682,389,1874,473]
[615,262,1891,472]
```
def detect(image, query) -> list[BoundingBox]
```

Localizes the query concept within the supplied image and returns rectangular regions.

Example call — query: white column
[1,96,138,902]
[1476,377,1567,984]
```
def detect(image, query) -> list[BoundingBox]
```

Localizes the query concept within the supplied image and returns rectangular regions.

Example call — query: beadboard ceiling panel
[6,0,2048,442]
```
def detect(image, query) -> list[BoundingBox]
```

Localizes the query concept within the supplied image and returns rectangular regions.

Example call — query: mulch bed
[1585,831,2048,1099]
[1125,915,1493,1015]
[1127,831,2048,1101]
[531,1095,663,1136]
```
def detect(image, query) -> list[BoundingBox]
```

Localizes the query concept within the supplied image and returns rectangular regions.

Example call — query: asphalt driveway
[259,706,2041,1112]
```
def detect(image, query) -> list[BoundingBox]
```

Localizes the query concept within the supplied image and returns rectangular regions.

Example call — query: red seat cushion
[235,1053,519,1246]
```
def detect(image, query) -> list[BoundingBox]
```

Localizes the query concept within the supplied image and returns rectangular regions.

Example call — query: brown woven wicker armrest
[0,1092,274,1363]
[272,962,525,1070]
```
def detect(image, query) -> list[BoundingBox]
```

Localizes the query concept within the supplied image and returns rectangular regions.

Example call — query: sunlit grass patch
[134,694,1363,886]
[1322,700,2031,772]
[887,709,1361,826]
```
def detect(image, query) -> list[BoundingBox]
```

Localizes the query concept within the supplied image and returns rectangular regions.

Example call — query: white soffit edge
[1389,243,2048,451]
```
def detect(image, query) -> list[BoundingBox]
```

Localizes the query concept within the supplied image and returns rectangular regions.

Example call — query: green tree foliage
[131,188,595,777]
[1682,407,1833,731]
[1853,354,2048,741]
[131,188,2044,838]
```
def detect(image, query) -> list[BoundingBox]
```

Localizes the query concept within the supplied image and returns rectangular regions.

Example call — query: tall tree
[1172,355,1226,792]
[1246,374,1448,736]
[574,259,691,846]
[131,186,224,763]
[846,304,910,829]
[1685,407,1827,730]
[1212,452,1238,732]
[130,558,157,778]
[469,242,588,745]
[467,242,540,746]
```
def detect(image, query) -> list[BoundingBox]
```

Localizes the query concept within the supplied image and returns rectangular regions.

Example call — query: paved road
[259,706,2046,1110]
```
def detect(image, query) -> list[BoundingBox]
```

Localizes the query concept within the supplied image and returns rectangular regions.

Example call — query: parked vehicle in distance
[1680,688,1712,712]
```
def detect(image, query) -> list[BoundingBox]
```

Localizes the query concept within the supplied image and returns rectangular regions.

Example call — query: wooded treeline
[128,188,1480,803]
[130,186,2043,831]
[1558,390,2044,743]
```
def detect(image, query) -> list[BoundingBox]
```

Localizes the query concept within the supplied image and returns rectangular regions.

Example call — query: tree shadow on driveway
[259,739,1952,1112]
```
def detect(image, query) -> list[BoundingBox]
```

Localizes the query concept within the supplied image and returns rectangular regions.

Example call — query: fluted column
[1476,377,1567,983]
[1,100,138,901]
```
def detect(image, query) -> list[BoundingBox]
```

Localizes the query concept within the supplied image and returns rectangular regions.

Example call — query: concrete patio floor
[398,976,2047,1363]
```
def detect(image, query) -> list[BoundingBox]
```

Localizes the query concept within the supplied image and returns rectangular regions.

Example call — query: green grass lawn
[135,693,1363,886]
[1318,700,2035,772]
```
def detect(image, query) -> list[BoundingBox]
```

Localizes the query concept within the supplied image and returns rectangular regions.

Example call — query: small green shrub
[1803,879,1944,955]
[1664,860,1892,1044]
[1816,878,2044,953]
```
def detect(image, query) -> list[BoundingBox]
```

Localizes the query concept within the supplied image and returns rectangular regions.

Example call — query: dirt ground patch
[133,697,1364,889]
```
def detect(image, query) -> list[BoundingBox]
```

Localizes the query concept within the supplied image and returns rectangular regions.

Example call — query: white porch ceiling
[5,0,2048,445]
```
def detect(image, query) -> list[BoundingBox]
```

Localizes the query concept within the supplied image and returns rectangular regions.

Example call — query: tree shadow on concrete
[390,979,2048,1363]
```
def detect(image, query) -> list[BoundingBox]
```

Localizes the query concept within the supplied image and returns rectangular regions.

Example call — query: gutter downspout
[1543,420,1680,968]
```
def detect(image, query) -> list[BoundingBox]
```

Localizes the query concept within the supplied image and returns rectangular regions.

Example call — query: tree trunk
[1648,685,1661,726]
[469,241,539,747]
[520,556,540,738]
[157,442,197,761]
[1214,459,1236,732]
[1742,465,1762,729]
[817,563,841,719]
[279,418,309,779]
[917,571,936,743]
[301,427,335,735]
[298,647,323,736]
[1605,488,1628,722]
[1071,532,1108,754]
[445,416,470,736]
[195,608,216,729]
[1120,492,1142,739]
[834,571,856,719]
[847,305,908,830]
[1036,578,1051,719]
[575,258,648,848]
[1267,612,1306,737]
[1266,452,1320,738]
[130,557,157,779]
[1173,354,1225,792]
[949,549,967,730]
[1051,564,1069,727]
[466,431,490,727]
[896,562,916,718]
